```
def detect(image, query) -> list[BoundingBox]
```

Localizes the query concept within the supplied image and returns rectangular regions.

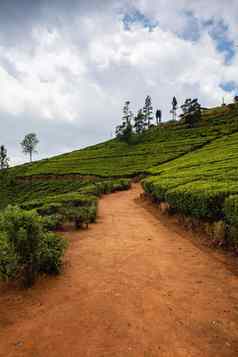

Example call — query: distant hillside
[8,103,238,178]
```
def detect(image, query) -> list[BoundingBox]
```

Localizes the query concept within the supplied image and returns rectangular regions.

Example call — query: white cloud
[0,0,237,164]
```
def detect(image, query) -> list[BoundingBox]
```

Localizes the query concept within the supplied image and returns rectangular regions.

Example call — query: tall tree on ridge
[143,95,153,129]
[134,109,145,134]
[0,145,9,170]
[115,101,133,142]
[21,133,39,162]
[123,101,133,125]
[181,98,201,128]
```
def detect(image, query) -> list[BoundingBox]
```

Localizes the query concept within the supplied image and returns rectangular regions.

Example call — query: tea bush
[41,214,65,231]
[0,206,67,286]
[0,232,18,280]
[0,178,131,232]
[224,195,238,249]
[143,131,238,222]
[224,195,238,227]
[38,232,68,275]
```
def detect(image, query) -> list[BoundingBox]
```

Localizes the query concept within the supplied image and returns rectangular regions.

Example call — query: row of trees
[116,95,178,141]
[0,133,39,171]
[116,96,161,140]
[116,93,238,143]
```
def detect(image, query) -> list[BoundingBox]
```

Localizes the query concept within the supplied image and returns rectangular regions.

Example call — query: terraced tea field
[143,130,238,248]
[8,104,238,178]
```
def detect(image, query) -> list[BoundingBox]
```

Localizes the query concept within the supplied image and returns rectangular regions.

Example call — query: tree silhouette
[134,109,145,134]
[181,98,201,127]
[0,145,9,170]
[115,101,133,142]
[21,133,39,162]
[143,96,153,129]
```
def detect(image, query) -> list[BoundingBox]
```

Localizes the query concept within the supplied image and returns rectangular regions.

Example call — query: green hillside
[144,131,238,219]
[9,103,238,178]
[142,109,238,248]
[1,102,238,250]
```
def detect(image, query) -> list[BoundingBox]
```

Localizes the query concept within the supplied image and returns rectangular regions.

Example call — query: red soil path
[0,184,238,356]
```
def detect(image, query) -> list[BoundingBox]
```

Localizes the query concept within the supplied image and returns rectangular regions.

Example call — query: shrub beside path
[0,184,238,356]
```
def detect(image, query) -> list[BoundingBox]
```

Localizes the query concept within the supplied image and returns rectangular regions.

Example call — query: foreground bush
[38,232,68,275]
[0,232,18,280]
[224,195,238,249]
[0,206,67,286]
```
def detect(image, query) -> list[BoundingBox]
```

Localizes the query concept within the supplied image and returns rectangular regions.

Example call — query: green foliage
[0,232,18,280]
[1,103,238,252]
[116,101,134,143]
[224,196,238,249]
[224,196,238,227]
[0,177,131,237]
[38,233,68,275]
[0,206,67,286]
[143,131,238,222]
[65,207,93,229]
[21,192,97,211]
[180,98,202,127]
[21,133,39,162]
[0,178,93,210]
[4,103,238,178]
[143,95,153,128]
[134,109,145,133]
[165,181,238,220]
[41,214,65,231]
[0,145,10,170]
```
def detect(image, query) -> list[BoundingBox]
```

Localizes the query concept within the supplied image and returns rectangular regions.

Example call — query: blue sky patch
[181,11,201,42]
[123,10,159,31]
[204,19,235,64]
[220,81,237,93]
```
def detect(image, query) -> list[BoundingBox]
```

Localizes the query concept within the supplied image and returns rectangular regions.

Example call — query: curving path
[0,184,238,356]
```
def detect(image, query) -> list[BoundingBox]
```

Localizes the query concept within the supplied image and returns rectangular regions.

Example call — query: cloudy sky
[1,0,238,164]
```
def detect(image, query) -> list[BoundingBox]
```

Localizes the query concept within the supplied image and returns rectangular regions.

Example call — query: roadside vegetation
[1,96,238,286]
[0,206,67,287]
[0,174,131,286]
[143,129,238,250]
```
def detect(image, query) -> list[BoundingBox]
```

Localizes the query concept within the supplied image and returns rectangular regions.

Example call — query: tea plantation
[143,129,238,248]
[0,176,131,284]
[1,101,238,272]
[8,103,238,178]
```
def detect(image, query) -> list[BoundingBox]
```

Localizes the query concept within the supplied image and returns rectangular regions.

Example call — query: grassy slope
[144,131,238,217]
[9,103,238,178]
[1,103,238,223]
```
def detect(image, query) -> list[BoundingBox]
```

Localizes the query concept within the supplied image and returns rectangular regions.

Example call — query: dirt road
[0,184,238,356]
